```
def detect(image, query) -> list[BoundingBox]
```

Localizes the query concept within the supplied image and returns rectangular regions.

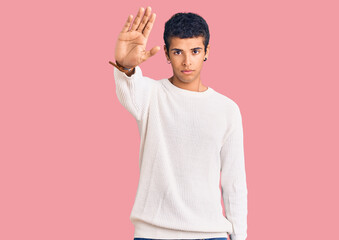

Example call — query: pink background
[1,0,338,239]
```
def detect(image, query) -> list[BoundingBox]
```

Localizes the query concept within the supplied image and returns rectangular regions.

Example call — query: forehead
[169,36,205,49]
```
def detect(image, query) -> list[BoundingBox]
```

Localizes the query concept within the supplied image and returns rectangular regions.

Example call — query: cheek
[194,59,204,68]
[171,60,182,69]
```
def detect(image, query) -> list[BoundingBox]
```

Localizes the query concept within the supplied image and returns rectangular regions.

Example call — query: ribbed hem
[229,234,247,240]
[134,220,228,239]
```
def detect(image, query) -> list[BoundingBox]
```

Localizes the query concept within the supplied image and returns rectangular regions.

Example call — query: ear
[164,45,170,61]
[205,44,210,59]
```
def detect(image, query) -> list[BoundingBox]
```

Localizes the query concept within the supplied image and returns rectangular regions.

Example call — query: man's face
[164,36,210,84]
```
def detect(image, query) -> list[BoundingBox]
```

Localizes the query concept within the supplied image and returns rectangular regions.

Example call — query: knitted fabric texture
[113,66,248,240]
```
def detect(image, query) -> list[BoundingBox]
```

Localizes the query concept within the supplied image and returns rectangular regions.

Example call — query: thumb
[143,46,161,61]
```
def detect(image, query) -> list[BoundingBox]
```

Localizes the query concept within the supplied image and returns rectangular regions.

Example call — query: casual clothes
[113,66,248,240]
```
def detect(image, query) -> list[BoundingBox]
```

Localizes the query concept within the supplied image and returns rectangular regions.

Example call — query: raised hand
[114,7,160,69]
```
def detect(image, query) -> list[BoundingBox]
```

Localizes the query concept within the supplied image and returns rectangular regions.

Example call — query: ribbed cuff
[113,65,141,80]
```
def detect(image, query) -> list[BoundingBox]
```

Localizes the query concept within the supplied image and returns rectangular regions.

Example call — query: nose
[182,54,191,66]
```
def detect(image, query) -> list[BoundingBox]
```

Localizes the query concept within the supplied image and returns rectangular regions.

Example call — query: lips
[181,70,194,74]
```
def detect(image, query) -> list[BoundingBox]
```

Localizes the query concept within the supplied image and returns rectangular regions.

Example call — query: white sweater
[113,66,248,240]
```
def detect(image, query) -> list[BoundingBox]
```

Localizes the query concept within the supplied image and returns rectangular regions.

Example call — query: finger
[142,46,161,62]
[121,14,133,33]
[136,6,151,32]
[130,7,145,31]
[143,13,156,39]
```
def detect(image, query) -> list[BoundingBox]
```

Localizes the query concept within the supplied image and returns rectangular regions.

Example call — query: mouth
[181,70,194,74]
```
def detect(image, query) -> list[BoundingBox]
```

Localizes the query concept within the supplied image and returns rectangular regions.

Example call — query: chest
[152,95,230,148]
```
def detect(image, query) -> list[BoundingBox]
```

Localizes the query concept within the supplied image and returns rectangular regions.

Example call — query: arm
[110,6,160,120]
[220,104,248,240]
[113,65,155,121]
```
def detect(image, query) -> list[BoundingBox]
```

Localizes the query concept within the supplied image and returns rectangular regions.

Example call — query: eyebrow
[170,47,203,51]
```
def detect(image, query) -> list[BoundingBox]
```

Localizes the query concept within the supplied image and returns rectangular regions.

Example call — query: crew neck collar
[163,78,213,97]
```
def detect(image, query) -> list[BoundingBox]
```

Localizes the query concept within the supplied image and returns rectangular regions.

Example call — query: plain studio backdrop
[0,0,338,239]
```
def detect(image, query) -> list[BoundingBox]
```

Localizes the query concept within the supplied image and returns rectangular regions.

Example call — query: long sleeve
[113,66,155,121]
[220,104,248,240]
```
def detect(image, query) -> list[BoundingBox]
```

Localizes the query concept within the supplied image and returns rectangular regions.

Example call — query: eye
[192,49,200,54]
[173,50,182,55]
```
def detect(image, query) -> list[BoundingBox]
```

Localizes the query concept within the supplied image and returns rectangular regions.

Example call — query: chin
[173,70,198,83]
[181,75,197,82]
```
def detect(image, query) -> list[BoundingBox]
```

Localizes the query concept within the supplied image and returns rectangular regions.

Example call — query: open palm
[115,7,160,69]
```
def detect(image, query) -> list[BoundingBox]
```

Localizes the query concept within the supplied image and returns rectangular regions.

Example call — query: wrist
[115,61,134,71]
[109,60,135,75]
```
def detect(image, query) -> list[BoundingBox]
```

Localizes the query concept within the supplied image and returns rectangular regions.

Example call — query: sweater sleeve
[220,104,248,240]
[113,66,155,121]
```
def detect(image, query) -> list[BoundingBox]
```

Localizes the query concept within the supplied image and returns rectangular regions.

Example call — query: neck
[169,75,207,92]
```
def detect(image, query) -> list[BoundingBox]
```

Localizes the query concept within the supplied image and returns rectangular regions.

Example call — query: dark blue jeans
[134,238,227,240]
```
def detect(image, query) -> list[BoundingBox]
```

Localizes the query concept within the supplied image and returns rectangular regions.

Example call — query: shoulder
[131,66,160,88]
[211,88,241,114]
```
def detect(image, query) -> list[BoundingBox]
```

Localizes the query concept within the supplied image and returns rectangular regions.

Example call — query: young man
[110,6,248,240]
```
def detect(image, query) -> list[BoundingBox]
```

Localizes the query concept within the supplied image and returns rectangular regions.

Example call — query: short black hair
[163,12,210,54]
